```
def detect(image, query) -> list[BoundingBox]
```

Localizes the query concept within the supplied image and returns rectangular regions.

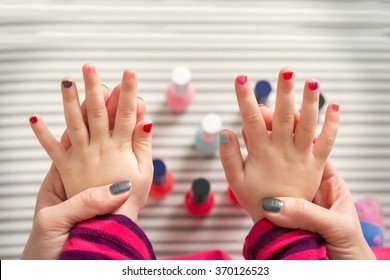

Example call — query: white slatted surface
[0,0,390,260]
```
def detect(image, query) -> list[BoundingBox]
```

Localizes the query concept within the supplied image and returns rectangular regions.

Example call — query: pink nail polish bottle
[194,113,222,156]
[185,178,214,217]
[166,66,194,113]
[227,186,240,206]
[149,158,174,198]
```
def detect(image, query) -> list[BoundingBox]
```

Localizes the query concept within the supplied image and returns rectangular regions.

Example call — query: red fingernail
[308,82,319,91]
[29,116,38,124]
[282,72,293,80]
[332,104,339,112]
[236,75,248,85]
[143,123,153,133]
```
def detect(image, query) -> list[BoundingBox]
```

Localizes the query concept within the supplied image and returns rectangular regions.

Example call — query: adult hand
[257,104,376,260]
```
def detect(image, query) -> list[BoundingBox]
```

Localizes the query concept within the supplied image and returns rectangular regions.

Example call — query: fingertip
[82,63,97,75]
[29,114,39,125]
[279,67,294,81]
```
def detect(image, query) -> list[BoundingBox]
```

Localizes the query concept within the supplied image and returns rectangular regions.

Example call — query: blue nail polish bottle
[254,80,272,105]
[194,113,222,156]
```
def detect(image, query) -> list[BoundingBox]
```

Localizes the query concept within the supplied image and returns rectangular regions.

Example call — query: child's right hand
[219,68,339,223]
[29,64,153,222]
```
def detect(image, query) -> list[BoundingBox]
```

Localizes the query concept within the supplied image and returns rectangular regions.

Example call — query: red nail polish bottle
[227,186,240,206]
[185,178,214,217]
[149,158,174,198]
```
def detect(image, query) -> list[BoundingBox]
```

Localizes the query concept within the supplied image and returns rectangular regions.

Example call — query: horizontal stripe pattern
[60,214,156,260]
[244,219,328,260]
[1,0,390,260]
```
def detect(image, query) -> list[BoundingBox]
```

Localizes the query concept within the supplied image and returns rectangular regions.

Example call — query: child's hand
[219,68,339,223]
[29,64,153,221]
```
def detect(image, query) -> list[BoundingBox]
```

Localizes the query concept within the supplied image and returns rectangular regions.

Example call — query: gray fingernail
[262,198,283,212]
[101,84,109,91]
[219,132,230,143]
[109,181,131,195]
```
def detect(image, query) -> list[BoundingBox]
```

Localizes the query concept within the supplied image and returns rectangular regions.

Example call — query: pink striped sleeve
[243,219,329,260]
[60,214,156,260]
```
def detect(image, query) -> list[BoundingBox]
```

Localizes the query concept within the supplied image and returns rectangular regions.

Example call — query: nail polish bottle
[254,80,272,105]
[166,66,195,113]
[185,178,214,217]
[194,113,222,156]
[149,158,174,198]
[227,186,240,206]
[318,92,326,124]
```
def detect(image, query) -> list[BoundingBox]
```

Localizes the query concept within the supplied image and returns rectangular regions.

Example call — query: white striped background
[0,0,389,260]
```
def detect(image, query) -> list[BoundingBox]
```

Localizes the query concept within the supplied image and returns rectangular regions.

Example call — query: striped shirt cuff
[60,214,156,260]
[243,218,329,260]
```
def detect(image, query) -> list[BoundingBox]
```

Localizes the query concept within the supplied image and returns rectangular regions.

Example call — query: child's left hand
[219,68,340,223]
[30,64,153,221]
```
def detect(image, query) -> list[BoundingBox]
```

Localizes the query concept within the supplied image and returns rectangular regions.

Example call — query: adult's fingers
[43,181,132,231]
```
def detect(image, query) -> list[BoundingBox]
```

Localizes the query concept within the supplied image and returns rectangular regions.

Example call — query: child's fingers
[234,75,269,151]
[106,83,121,130]
[112,70,138,143]
[219,129,244,187]
[61,78,88,148]
[258,105,300,132]
[272,68,295,147]
[313,103,339,160]
[82,63,110,141]
[132,119,153,176]
[294,79,320,152]
[60,84,109,149]
[29,114,66,166]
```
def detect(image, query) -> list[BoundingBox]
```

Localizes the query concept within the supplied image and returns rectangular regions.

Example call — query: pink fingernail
[236,75,248,85]
[83,65,96,75]
[308,82,319,91]
[332,104,339,112]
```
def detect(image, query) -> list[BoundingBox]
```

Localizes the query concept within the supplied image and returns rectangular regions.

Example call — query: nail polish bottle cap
[171,66,191,97]
[153,158,167,185]
[201,113,222,143]
[191,178,210,205]
[254,80,272,102]
[319,92,325,110]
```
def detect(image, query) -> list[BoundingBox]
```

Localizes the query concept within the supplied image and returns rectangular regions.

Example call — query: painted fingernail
[83,65,96,75]
[143,123,153,133]
[62,80,73,88]
[262,198,283,212]
[308,82,319,91]
[236,75,248,85]
[29,116,38,124]
[332,103,339,112]
[219,132,230,143]
[282,72,293,80]
[109,180,132,195]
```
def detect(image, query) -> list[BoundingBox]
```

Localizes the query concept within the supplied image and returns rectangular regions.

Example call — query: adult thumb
[47,181,132,231]
[261,197,341,237]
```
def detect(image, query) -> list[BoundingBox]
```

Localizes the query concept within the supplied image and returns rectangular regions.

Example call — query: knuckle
[88,107,106,119]
[79,188,102,210]
[67,120,85,133]
[243,111,262,126]
[277,113,294,126]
